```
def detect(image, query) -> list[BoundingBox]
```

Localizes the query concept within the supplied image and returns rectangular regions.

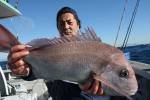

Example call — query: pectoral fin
[94,75,132,100]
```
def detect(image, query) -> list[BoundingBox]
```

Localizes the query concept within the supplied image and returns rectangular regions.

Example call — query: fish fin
[26,38,54,51]
[27,38,51,47]
[0,24,20,52]
[26,27,101,51]
[26,37,70,51]
[33,27,101,47]
[94,75,132,100]
[72,27,101,42]
[82,27,101,42]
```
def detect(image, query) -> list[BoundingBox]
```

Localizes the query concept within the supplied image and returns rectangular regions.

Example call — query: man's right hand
[8,44,30,76]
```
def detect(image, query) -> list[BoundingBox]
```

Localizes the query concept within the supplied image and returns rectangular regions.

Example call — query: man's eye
[68,22,72,24]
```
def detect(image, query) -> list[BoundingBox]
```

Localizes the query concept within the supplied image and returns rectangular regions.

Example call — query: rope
[121,0,140,51]
[14,0,20,9]
[114,0,128,47]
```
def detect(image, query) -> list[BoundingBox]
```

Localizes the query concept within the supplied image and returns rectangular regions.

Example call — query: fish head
[94,52,138,97]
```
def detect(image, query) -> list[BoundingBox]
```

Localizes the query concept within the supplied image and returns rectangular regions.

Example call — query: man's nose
[64,22,69,29]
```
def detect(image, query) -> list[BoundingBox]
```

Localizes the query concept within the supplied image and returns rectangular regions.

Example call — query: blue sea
[123,43,150,64]
[0,61,7,70]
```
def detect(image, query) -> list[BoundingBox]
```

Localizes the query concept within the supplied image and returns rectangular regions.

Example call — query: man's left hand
[80,79,104,95]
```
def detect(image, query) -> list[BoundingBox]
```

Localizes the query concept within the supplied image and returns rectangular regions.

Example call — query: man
[8,7,109,100]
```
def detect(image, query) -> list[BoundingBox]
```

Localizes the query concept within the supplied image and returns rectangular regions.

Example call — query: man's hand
[80,79,104,95]
[8,44,30,76]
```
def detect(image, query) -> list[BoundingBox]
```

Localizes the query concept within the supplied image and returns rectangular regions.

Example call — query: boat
[0,0,150,100]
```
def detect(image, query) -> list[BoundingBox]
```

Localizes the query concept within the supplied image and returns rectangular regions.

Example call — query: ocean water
[0,61,7,70]
[123,44,150,64]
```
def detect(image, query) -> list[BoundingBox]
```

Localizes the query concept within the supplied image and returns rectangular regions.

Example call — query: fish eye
[119,69,129,78]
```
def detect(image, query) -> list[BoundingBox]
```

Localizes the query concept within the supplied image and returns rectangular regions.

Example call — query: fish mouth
[102,86,137,97]
[126,89,138,95]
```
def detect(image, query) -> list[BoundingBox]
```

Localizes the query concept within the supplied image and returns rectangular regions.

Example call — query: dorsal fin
[42,27,101,46]
[27,38,51,47]
[27,27,102,51]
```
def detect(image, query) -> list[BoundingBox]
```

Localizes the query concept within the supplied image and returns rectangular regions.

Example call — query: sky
[0,0,150,59]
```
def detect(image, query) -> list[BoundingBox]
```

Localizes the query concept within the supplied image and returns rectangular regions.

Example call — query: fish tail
[0,24,20,52]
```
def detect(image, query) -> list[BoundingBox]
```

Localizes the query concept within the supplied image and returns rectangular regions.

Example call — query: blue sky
[1,0,150,46]
[0,0,150,59]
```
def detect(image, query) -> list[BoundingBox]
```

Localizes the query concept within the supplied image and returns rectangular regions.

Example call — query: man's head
[56,7,81,36]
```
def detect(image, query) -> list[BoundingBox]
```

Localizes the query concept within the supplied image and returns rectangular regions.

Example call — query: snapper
[0,24,138,99]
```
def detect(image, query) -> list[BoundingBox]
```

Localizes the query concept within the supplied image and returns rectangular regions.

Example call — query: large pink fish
[0,24,138,99]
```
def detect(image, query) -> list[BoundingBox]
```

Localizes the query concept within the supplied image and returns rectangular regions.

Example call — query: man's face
[58,13,80,36]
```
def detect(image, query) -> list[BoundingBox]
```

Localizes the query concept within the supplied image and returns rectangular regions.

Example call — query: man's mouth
[65,29,72,33]
[62,29,73,35]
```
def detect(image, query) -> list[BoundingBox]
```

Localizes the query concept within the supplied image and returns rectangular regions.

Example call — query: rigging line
[10,18,19,40]
[122,0,140,51]
[114,0,128,47]
[124,0,140,50]
[121,0,140,51]
[121,5,136,50]
[11,0,21,40]
[14,0,20,9]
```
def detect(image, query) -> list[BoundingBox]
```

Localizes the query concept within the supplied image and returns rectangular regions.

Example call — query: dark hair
[56,6,81,29]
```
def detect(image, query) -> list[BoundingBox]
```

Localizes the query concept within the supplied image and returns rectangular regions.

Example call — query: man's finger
[11,64,29,76]
[14,59,26,68]
[97,86,105,95]
[11,45,28,53]
[87,80,99,95]
[9,59,25,69]
[79,81,92,91]
[9,50,29,63]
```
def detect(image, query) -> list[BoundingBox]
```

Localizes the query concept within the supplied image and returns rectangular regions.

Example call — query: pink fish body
[0,24,138,99]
